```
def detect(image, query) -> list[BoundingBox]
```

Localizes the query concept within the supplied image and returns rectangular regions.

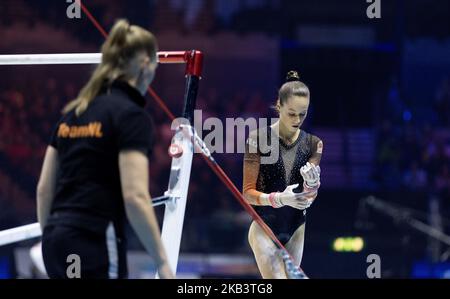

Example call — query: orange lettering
[57,122,103,139]
[95,123,103,137]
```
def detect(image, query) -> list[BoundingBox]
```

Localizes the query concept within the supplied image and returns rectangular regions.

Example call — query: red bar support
[157,50,203,78]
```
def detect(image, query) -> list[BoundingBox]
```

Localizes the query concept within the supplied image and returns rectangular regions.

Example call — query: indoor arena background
[0,0,449,278]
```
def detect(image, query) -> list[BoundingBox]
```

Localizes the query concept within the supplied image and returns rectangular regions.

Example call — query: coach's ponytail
[63,19,158,116]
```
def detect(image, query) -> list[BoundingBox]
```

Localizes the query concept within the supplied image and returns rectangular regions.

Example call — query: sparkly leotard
[244,126,322,245]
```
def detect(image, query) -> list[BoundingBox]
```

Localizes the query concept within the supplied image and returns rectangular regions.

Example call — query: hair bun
[286,70,300,82]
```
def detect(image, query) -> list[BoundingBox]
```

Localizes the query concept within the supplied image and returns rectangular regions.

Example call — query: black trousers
[42,224,127,279]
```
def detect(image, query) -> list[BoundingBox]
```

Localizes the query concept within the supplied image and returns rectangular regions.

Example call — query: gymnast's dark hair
[278,70,310,106]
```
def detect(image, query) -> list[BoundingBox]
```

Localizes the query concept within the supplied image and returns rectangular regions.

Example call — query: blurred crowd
[373,76,450,248]
[375,77,450,201]
[0,0,280,42]
[0,78,78,223]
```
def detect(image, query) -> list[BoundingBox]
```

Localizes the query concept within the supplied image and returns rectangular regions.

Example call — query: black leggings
[42,224,126,279]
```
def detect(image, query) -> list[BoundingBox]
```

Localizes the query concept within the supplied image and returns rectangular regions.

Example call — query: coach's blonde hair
[63,19,158,116]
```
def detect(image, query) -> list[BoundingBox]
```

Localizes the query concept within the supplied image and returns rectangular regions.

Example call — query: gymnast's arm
[243,138,280,206]
[37,146,59,231]
[243,151,266,205]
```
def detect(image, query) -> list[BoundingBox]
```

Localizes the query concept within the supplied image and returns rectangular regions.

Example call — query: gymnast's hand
[300,162,321,189]
[271,184,314,210]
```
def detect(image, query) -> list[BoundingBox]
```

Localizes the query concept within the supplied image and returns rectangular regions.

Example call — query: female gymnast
[243,70,323,278]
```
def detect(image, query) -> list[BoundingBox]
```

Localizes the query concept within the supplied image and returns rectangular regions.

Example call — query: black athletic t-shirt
[47,80,154,234]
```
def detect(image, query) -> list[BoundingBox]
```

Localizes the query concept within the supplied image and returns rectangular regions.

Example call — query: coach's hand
[158,261,175,279]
